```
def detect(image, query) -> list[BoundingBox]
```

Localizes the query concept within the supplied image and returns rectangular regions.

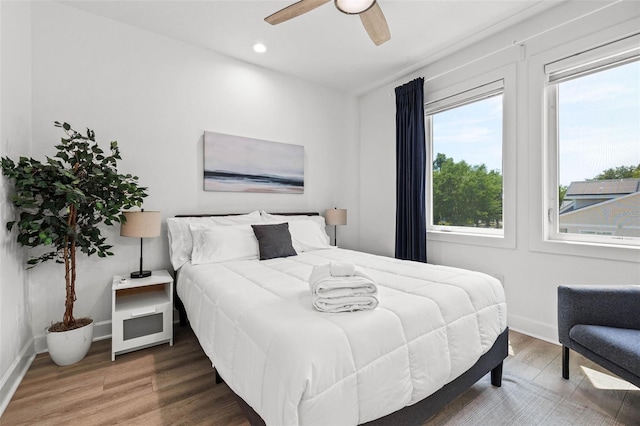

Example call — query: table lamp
[120,210,161,278]
[325,208,347,247]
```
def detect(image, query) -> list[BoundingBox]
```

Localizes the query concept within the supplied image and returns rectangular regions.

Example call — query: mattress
[177,248,507,425]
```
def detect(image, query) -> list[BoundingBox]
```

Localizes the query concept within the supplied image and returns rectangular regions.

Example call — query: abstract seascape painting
[203,131,304,193]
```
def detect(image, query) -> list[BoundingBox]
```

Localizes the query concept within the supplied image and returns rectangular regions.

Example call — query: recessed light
[253,43,267,53]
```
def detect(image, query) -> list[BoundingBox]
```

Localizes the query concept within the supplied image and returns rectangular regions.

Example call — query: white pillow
[288,220,332,252]
[260,211,330,244]
[167,211,261,270]
[189,224,259,265]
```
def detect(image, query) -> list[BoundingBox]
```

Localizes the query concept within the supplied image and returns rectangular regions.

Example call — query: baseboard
[507,314,559,345]
[0,337,35,417]
[92,320,112,342]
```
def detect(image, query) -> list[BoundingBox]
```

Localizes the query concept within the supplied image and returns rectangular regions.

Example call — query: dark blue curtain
[395,77,427,263]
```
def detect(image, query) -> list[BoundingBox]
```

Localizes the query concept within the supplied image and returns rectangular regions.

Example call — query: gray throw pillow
[251,223,297,260]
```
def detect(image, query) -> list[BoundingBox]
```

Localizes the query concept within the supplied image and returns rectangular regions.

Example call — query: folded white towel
[312,295,379,313]
[308,264,377,298]
[309,263,378,313]
[330,261,356,277]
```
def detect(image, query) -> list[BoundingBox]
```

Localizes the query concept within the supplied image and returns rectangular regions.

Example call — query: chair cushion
[570,325,640,378]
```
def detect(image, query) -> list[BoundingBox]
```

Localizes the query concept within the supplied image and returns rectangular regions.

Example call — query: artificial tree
[1,122,148,331]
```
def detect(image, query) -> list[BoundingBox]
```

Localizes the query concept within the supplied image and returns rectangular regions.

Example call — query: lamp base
[130,270,152,279]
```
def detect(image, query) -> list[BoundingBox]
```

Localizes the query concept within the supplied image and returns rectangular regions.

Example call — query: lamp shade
[120,211,161,238]
[325,208,347,226]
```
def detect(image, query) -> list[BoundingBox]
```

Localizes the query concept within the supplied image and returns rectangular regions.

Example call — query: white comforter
[177,249,507,425]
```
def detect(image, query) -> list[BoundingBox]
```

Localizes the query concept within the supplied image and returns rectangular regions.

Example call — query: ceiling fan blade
[359,2,390,46]
[265,0,331,25]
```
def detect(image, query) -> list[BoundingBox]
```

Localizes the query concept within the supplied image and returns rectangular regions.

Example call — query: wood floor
[2,326,638,425]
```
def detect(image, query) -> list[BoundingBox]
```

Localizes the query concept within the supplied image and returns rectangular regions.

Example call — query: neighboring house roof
[566,179,640,197]
[560,191,640,217]
[560,178,640,215]
[558,191,640,237]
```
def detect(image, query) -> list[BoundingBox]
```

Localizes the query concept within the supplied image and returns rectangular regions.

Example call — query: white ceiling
[60,0,561,94]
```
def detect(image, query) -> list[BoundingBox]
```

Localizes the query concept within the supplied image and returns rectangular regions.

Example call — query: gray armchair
[558,285,640,388]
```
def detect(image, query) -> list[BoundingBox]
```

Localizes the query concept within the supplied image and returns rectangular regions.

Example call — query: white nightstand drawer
[124,310,163,339]
[113,301,171,324]
[112,302,172,355]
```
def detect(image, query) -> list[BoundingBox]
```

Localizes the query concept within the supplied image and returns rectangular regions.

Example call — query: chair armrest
[558,285,640,345]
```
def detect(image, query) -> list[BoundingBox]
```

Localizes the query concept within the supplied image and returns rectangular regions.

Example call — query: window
[426,81,504,237]
[545,36,640,247]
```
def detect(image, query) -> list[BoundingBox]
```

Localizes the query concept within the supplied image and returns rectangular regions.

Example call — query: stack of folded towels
[308,262,378,313]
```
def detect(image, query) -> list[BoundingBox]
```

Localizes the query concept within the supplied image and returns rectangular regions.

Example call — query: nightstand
[111,270,174,361]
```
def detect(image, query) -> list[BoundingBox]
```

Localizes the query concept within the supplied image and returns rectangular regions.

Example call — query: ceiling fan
[265,0,391,46]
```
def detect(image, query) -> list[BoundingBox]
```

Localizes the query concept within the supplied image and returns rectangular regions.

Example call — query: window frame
[544,34,640,249]
[424,65,516,249]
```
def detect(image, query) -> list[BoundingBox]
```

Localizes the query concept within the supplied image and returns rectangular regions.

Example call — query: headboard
[175,212,320,218]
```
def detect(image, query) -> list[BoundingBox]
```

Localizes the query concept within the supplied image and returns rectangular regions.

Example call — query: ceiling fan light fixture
[334,0,376,15]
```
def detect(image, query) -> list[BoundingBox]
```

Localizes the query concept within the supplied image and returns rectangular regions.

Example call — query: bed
[169,211,508,425]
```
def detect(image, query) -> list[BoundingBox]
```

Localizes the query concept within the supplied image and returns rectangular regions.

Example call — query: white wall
[26,1,359,350]
[0,0,35,415]
[359,1,640,343]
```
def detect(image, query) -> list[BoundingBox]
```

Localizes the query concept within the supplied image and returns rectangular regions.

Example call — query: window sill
[428,229,515,249]
[529,237,640,263]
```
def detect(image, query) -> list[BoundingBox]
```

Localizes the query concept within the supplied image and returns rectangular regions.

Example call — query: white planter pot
[46,320,94,366]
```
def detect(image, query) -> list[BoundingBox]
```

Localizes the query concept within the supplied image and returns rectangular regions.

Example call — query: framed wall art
[203,131,304,193]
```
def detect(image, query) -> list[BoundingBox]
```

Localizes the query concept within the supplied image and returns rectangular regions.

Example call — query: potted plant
[1,121,147,366]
